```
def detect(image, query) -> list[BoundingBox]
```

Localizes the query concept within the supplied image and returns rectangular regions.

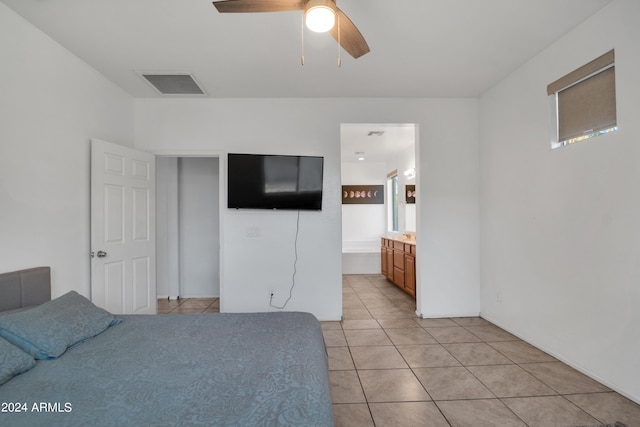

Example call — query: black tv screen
[228,153,324,211]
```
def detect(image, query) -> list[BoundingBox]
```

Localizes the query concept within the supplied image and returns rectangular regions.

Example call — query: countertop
[382,234,416,245]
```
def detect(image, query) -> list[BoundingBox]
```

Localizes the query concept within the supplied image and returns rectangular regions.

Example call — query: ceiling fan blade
[212,0,305,13]
[330,8,370,59]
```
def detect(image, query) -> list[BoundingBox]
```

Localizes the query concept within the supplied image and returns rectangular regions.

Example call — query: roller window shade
[557,66,616,142]
[547,50,614,96]
[547,50,616,144]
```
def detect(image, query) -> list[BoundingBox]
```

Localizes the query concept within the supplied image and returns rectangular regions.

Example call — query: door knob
[97,251,107,258]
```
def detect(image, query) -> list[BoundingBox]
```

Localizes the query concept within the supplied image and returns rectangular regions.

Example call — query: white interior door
[91,139,156,314]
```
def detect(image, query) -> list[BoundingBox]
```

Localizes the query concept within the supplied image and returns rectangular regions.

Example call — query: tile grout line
[345,278,388,424]
[346,275,535,426]
[347,276,444,426]
[366,276,456,426]
[334,275,640,426]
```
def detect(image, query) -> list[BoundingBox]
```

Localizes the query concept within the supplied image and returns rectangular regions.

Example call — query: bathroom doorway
[340,123,417,275]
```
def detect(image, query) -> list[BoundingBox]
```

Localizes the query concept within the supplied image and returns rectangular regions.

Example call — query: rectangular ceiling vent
[138,72,206,95]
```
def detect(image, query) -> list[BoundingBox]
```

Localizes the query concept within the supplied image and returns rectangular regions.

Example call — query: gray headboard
[0,267,51,312]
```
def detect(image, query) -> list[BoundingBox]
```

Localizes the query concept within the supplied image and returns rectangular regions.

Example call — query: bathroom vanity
[381,235,416,299]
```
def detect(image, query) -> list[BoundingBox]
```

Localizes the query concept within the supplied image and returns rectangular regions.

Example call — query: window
[387,171,398,232]
[548,49,617,149]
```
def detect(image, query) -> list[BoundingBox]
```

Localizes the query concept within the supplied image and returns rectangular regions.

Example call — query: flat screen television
[227,153,324,211]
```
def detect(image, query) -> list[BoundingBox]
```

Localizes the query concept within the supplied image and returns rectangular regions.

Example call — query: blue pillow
[0,291,122,359]
[0,336,35,385]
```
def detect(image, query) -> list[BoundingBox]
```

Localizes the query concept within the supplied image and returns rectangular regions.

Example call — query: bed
[0,267,334,426]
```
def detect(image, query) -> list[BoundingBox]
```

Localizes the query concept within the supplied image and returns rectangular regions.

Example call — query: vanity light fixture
[404,168,416,179]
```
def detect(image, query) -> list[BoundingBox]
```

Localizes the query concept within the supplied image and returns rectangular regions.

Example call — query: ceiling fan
[212,0,370,59]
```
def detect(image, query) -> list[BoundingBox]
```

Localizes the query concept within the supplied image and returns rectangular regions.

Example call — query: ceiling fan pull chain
[301,14,305,66]
[337,14,341,67]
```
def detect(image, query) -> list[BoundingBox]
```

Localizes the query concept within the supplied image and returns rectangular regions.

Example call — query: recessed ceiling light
[358,157,365,161]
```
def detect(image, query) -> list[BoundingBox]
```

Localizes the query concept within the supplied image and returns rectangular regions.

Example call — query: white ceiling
[2,0,611,99]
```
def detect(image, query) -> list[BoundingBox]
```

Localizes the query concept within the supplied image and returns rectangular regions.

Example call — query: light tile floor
[157,297,219,314]
[325,274,640,427]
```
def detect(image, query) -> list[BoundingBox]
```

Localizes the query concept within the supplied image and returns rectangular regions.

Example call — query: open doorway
[340,123,418,298]
[156,157,220,299]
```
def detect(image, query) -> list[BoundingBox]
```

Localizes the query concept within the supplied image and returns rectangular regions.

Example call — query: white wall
[341,161,387,246]
[0,4,134,298]
[390,142,417,233]
[156,157,180,298]
[479,0,640,403]
[134,98,480,320]
[341,161,386,275]
[178,157,220,298]
[417,102,480,318]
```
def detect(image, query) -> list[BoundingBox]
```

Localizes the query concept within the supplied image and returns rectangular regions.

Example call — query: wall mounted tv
[227,153,324,211]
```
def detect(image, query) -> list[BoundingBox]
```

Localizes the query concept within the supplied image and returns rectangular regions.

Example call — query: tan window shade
[547,49,617,146]
[557,66,616,142]
[547,49,614,96]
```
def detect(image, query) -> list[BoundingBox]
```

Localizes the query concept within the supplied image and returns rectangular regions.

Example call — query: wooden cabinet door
[393,250,405,288]
[404,255,416,297]
[393,249,404,269]
[386,248,394,281]
[394,266,405,288]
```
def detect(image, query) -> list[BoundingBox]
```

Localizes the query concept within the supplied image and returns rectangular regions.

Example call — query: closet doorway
[156,157,220,299]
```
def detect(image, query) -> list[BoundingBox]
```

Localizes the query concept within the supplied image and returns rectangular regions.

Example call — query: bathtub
[342,241,381,274]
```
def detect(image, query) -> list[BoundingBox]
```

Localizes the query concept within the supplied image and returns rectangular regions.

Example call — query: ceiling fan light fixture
[305,0,336,33]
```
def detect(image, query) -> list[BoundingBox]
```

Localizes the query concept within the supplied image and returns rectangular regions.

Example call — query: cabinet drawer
[393,241,405,250]
[410,244,416,255]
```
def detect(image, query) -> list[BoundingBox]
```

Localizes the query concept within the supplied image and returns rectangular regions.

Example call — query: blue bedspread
[0,312,334,426]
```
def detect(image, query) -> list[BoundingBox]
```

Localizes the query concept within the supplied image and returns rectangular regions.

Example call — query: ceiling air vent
[138,72,206,95]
